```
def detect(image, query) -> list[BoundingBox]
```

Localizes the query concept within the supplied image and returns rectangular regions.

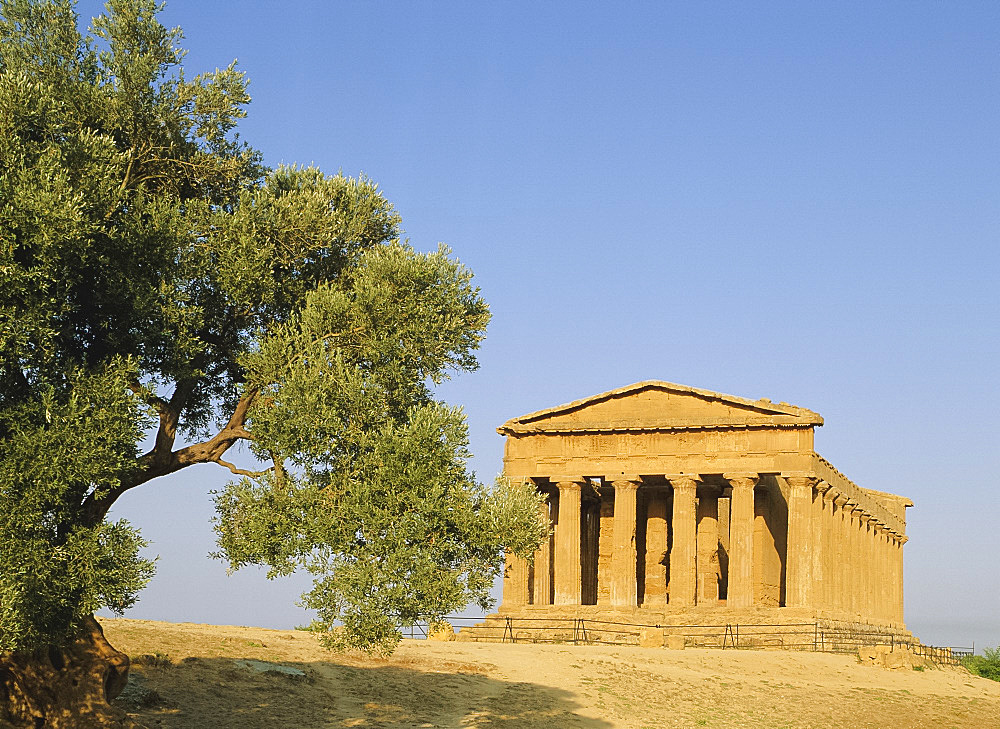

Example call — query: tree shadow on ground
[119,654,613,729]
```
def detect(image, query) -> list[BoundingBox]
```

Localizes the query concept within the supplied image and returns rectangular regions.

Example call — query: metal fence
[407,615,972,666]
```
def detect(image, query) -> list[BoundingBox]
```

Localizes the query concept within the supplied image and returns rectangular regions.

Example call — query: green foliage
[0,359,155,651]
[1,0,542,655]
[962,646,1000,682]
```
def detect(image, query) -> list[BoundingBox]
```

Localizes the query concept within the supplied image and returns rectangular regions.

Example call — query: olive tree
[0,1,545,724]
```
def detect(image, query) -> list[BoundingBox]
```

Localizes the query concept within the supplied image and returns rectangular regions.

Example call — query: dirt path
[100,619,1000,729]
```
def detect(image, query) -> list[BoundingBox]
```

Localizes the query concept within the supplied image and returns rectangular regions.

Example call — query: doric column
[784,474,816,609]
[643,489,668,606]
[596,489,614,605]
[819,487,837,612]
[832,492,849,614]
[886,528,895,624]
[501,476,531,608]
[610,477,641,608]
[896,534,907,624]
[862,514,875,619]
[502,551,530,607]
[874,522,887,623]
[532,497,553,605]
[844,500,860,617]
[725,473,758,608]
[667,475,699,607]
[813,481,831,611]
[696,485,721,605]
[553,478,584,605]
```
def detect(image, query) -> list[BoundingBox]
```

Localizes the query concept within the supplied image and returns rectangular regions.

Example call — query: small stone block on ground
[427,622,456,641]
[639,628,663,647]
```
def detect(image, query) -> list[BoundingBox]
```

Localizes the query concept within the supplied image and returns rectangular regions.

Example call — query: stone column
[896,535,907,624]
[718,493,731,600]
[725,473,758,609]
[844,500,860,617]
[784,474,815,609]
[610,477,641,608]
[696,485,720,605]
[874,523,887,623]
[554,478,584,605]
[832,493,848,614]
[597,489,614,605]
[532,498,553,605]
[580,499,600,605]
[886,529,899,623]
[502,551,529,608]
[812,482,830,611]
[857,509,868,618]
[862,515,874,619]
[667,476,699,607]
[643,489,668,606]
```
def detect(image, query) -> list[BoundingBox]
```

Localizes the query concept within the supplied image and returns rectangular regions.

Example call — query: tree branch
[80,386,261,525]
[148,378,198,467]
[214,457,270,478]
[127,380,168,415]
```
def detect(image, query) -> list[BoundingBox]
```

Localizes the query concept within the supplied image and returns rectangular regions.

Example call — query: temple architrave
[498,381,912,629]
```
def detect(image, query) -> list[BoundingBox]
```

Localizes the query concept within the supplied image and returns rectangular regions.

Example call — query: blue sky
[91,1,999,648]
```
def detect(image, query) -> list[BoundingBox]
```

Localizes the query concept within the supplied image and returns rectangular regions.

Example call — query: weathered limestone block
[666,635,686,650]
[857,644,927,670]
[428,622,456,641]
[639,628,664,648]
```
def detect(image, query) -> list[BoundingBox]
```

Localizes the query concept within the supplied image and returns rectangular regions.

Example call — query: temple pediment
[497,380,823,434]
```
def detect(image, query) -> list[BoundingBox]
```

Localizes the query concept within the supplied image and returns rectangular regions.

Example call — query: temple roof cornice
[497,380,823,435]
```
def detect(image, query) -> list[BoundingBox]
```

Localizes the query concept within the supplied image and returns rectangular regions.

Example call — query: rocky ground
[100,618,1000,729]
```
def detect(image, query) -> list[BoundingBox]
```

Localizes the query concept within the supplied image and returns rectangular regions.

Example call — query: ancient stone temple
[498,381,911,628]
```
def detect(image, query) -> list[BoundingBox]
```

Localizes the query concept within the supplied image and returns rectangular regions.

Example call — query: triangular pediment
[498,381,823,434]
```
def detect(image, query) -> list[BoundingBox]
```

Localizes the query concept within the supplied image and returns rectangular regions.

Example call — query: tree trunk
[0,616,133,728]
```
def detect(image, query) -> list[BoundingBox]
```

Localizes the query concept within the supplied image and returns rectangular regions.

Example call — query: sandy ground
[100,618,1000,729]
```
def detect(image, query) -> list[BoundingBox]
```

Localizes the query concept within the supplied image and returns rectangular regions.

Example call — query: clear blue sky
[91,1,999,649]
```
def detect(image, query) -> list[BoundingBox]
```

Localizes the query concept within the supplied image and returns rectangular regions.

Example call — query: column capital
[550,476,587,486]
[505,475,534,486]
[781,473,817,488]
[667,474,701,491]
[610,478,641,491]
[724,473,759,489]
[833,493,849,506]
[605,473,641,483]
[814,480,832,494]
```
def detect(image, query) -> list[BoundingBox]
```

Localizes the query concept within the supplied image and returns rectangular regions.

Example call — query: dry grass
[100,618,1000,729]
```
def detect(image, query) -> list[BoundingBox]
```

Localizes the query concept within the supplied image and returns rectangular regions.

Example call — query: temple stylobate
[498,381,912,628]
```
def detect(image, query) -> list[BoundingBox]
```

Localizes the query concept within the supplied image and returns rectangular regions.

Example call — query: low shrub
[961,646,1000,682]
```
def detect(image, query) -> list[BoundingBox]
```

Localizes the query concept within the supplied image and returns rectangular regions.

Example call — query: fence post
[503,616,515,644]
